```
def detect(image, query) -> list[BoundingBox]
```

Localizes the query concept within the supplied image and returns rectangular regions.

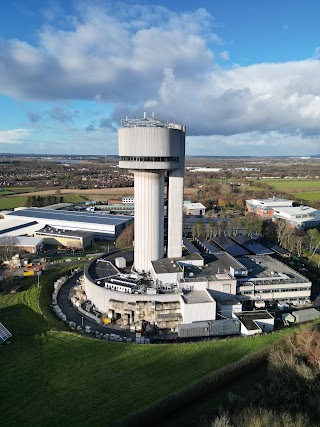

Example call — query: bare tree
[0,236,19,261]
[115,224,134,249]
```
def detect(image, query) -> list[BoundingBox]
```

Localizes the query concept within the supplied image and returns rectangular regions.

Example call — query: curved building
[118,114,186,272]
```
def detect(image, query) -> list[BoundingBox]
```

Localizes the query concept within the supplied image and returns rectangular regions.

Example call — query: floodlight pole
[37,271,40,288]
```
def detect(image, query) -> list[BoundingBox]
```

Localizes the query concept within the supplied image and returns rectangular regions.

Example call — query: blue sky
[1,0,320,156]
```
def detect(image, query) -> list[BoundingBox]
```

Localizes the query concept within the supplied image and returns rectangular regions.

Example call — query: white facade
[183,202,206,216]
[84,273,180,313]
[122,196,134,204]
[235,311,274,336]
[237,256,311,303]
[180,290,216,324]
[134,171,165,271]
[118,117,185,272]
[167,124,186,258]
[272,206,320,229]
[246,197,293,217]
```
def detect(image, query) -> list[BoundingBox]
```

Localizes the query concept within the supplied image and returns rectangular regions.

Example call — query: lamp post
[36,271,41,288]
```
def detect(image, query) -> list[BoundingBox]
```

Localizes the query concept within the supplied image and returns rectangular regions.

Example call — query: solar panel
[0,322,12,344]
[255,237,290,256]
[212,236,250,257]
[196,237,222,254]
[231,235,274,255]
[182,238,201,254]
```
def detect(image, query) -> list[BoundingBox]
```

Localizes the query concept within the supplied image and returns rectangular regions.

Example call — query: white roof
[183,202,206,209]
[0,218,43,237]
[247,198,293,207]
[16,237,44,247]
[273,206,320,217]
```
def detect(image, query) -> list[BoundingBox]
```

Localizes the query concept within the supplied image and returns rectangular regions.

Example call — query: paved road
[57,271,136,338]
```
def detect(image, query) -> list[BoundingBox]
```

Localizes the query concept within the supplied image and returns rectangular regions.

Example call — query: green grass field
[293,191,320,202]
[257,179,320,193]
[61,193,87,203]
[0,186,35,195]
[0,193,86,210]
[0,263,297,426]
[0,195,28,209]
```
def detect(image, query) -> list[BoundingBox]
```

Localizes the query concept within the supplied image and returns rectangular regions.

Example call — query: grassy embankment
[0,264,301,427]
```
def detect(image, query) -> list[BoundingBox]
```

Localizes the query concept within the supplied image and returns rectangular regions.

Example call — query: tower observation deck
[118,114,186,272]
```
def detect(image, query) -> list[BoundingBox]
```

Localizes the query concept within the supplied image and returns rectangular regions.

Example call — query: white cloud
[0,129,32,144]
[313,47,320,59]
[1,3,320,156]
[187,131,320,157]
[219,51,229,61]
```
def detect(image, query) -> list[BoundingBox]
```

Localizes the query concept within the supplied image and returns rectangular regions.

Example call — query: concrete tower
[118,114,186,272]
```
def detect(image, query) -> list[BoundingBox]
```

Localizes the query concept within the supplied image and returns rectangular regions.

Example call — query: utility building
[118,114,185,272]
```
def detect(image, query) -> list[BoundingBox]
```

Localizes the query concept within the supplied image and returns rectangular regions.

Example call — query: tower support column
[167,125,185,258]
[134,170,164,272]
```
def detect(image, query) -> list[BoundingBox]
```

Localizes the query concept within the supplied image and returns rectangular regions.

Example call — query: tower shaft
[134,170,164,272]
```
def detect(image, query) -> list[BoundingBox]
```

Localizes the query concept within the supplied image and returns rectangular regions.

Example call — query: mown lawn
[0,263,296,427]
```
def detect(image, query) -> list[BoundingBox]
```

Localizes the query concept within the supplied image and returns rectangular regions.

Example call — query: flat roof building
[272,206,320,229]
[1,236,44,254]
[234,310,274,336]
[180,290,216,324]
[5,208,132,240]
[246,197,293,218]
[236,255,311,304]
[35,226,93,249]
[183,201,206,216]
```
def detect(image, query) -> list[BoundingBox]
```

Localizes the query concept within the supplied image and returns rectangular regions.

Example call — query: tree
[208,221,215,239]
[115,224,134,249]
[218,198,226,208]
[307,228,320,252]
[192,219,204,238]
[276,221,294,250]
[0,236,19,261]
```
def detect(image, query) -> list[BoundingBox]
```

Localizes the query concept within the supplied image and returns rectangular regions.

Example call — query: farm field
[0,195,28,210]
[0,187,35,195]
[0,193,88,210]
[2,186,197,204]
[293,191,320,202]
[257,179,320,193]
[0,264,292,427]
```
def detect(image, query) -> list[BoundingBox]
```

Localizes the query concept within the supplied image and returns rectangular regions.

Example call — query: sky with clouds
[1,0,320,156]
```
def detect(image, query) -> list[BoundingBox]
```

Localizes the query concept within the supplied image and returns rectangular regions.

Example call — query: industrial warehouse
[2,207,133,240]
